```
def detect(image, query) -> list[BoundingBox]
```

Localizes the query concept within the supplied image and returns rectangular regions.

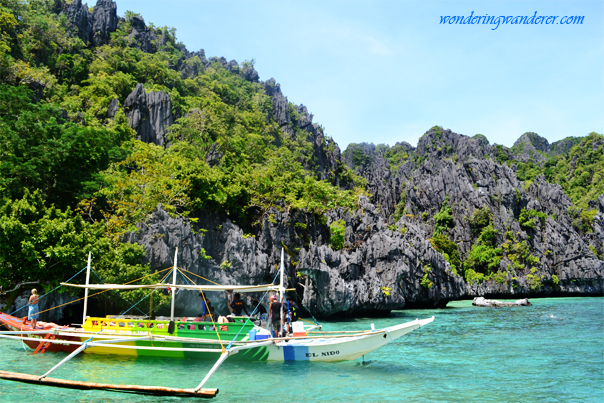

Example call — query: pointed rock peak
[550,136,584,156]
[513,132,550,153]
[472,134,489,145]
[130,14,147,30]
[91,0,118,46]
[263,78,282,96]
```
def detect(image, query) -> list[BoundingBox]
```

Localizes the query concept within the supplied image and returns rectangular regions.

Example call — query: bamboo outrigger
[0,249,435,397]
[0,370,218,398]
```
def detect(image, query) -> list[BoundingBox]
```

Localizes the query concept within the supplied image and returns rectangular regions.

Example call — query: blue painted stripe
[283,345,310,361]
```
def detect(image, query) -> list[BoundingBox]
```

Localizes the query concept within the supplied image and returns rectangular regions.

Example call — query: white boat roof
[61,283,280,293]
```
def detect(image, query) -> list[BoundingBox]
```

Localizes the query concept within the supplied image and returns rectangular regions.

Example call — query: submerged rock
[472,297,531,307]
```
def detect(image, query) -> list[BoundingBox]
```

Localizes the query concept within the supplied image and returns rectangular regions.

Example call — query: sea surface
[1,297,602,402]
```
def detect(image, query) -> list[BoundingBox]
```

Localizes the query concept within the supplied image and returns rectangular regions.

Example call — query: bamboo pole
[0,334,235,353]
[0,329,61,335]
[81,252,92,325]
[0,370,218,398]
[38,336,151,380]
[170,248,178,321]
[194,352,229,392]
[279,248,284,335]
[191,339,276,392]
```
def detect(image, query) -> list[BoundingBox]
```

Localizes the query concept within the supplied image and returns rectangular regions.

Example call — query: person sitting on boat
[230,293,250,316]
[26,288,40,329]
[202,306,218,323]
[193,313,206,330]
[268,295,282,337]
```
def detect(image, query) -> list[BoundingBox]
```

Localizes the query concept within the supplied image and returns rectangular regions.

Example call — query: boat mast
[81,252,91,325]
[170,248,178,321]
[279,248,285,330]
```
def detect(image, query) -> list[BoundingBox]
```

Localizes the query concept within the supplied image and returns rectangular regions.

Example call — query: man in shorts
[268,295,282,337]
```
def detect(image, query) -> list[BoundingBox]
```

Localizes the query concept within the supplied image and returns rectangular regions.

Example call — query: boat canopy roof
[61,283,280,293]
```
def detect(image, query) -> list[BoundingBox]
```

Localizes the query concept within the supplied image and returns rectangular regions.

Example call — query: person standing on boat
[269,295,282,337]
[284,296,299,334]
[225,289,234,314]
[230,293,250,316]
[28,289,40,329]
[199,291,212,320]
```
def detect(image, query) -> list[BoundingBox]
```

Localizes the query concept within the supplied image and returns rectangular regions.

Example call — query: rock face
[119,97,602,316]
[123,83,174,146]
[57,0,93,43]
[343,128,604,301]
[56,0,117,46]
[127,15,157,53]
[181,49,211,79]
[512,132,584,161]
[124,196,466,318]
[297,197,466,315]
[262,79,345,185]
[91,0,118,45]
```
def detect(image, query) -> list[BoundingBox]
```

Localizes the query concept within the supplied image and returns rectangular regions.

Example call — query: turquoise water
[1,297,602,402]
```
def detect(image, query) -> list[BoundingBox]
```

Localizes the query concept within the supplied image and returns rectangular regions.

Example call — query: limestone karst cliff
[2,0,602,320]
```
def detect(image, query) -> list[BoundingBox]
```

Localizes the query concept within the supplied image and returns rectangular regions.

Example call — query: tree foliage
[0,0,367,293]
[433,196,454,235]
[329,220,346,251]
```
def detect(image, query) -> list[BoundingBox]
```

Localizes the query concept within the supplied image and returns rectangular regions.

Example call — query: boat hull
[1,313,434,362]
[268,317,433,361]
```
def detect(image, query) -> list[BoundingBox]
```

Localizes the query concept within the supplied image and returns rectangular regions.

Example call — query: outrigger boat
[0,249,434,398]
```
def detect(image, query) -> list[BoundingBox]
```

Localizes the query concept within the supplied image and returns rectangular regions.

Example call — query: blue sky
[116,0,603,151]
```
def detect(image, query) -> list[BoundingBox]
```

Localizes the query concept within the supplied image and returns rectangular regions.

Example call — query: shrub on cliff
[464,224,503,278]
[329,220,346,251]
[519,208,546,231]
[433,196,454,235]
[469,207,492,237]
[430,234,462,275]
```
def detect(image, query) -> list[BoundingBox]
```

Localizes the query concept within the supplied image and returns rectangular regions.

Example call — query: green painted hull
[81,317,270,361]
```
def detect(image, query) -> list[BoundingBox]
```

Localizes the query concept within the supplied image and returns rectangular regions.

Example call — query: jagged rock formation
[128,15,156,53]
[297,197,465,314]
[262,79,343,184]
[106,97,119,119]
[110,43,602,314]
[56,0,93,43]
[91,0,118,45]
[181,49,210,79]
[343,128,604,302]
[124,196,466,317]
[123,83,174,146]
[56,0,118,46]
[512,132,584,162]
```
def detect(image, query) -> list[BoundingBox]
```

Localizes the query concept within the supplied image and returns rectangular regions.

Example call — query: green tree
[433,196,454,234]
[329,220,346,251]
